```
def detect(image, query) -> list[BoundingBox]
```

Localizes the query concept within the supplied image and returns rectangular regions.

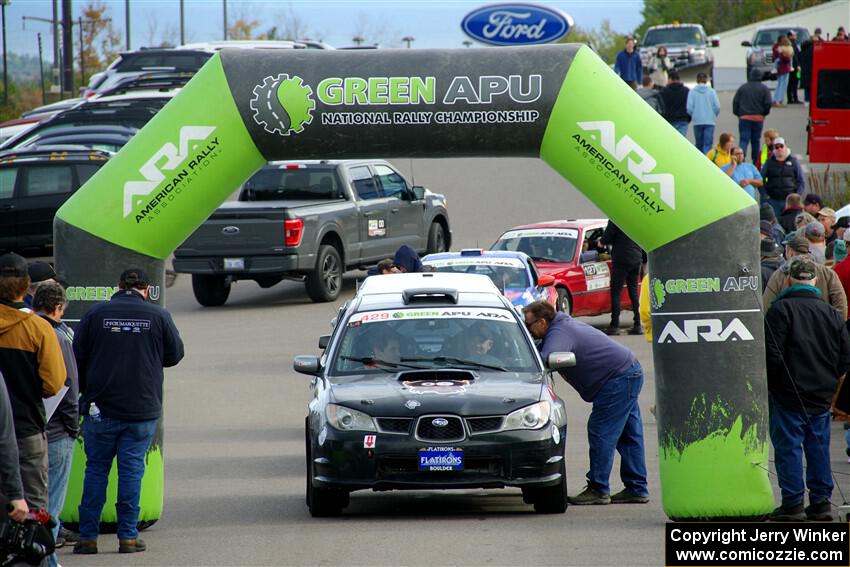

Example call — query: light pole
[125,0,130,50]
[463,40,473,48]
[179,0,184,45]
[1,0,7,104]
[402,35,414,48]
[352,35,364,46]
[222,0,227,40]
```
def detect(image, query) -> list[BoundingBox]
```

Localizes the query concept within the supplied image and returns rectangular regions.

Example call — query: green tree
[637,0,828,37]
[561,20,628,65]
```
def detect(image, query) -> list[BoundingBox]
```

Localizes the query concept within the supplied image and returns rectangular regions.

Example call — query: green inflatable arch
[56,44,772,521]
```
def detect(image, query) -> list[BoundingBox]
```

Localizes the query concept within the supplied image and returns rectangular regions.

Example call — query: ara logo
[577,121,675,211]
[250,74,316,136]
[657,318,754,344]
[123,126,216,219]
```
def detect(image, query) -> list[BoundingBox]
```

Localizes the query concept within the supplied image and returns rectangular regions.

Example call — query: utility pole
[462,40,473,48]
[352,35,364,46]
[125,0,130,50]
[402,36,414,48]
[62,0,73,96]
[37,32,46,104]
[1,0,7,104]
[222,0,227,41]
[78,17,84,89]
[179,0,184,45]
[52,0,59,95]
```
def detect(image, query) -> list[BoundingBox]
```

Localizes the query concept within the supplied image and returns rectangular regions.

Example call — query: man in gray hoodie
[686,72,720,154]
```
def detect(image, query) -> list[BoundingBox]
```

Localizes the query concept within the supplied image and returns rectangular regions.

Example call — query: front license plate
[418,447,464,471]
[223,258,244,270]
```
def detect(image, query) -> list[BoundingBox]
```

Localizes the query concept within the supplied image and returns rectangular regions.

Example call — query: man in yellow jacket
[0,253,65,512]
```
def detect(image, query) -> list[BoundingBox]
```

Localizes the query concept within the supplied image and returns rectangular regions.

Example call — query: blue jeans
[670,121,688,137]
[738,119,764,163]
[693,124,715,154]
[47,436,75,567]
[773,74,789,103]
[767,198,786,220]
[586,361,648,495]
[768,396,832,507]
[79,416,158,541]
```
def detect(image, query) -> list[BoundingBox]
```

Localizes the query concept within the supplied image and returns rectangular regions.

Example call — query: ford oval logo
[461,3,573,46]
[222,226,240,236]
[432,418,449,428]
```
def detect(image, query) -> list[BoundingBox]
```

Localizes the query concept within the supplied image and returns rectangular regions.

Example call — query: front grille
[416,415,465,442]
[376,417,413,435]
[466,416,504,435]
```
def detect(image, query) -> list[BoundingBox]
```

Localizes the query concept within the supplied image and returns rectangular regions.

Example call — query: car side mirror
[537,274,555,288]
[293,355,322,376]
[741,40,752,47]
[547,352,576,370]
[411,185,426,200]
[318,335,330,349]
[710,37,720,47]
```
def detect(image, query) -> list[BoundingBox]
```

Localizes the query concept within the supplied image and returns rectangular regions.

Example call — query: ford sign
[461,3,573,46]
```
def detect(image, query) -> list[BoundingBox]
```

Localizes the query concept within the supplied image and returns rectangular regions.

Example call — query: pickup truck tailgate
[177,208,288,255]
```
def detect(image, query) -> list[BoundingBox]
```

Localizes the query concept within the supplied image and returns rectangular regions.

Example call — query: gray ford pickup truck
[173,159,451,306]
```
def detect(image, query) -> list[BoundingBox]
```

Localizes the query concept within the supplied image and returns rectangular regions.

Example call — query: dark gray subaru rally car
[294,272,574,516]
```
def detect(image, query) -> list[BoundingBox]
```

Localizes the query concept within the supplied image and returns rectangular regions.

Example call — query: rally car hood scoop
[330,369,544,416]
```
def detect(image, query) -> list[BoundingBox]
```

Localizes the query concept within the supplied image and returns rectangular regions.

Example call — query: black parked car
[0,146,111,253]
[294,272,573,516]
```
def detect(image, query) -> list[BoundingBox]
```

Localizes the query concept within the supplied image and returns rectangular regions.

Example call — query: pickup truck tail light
[284,219,304,247]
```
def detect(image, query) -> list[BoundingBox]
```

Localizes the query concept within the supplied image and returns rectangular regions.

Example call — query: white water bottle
[89,403,101,420]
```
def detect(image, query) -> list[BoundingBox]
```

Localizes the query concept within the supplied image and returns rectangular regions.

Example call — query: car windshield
[492,228,578,264]
[424,258,530,290]
[331,308,539,375]
[240,166,343,201]
[642,27,704,46]
[754,29,810,46]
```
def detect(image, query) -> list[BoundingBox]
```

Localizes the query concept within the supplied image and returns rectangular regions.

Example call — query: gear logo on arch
[249,74,315,136]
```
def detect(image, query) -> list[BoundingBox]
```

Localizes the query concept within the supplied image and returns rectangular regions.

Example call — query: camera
[0,510,55,567]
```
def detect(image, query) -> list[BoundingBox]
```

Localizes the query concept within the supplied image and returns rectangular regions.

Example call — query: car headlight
[326,403,376,432]
[504,401,551,431]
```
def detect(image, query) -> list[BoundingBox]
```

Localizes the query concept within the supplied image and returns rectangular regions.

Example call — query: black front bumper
[311,425,566,492]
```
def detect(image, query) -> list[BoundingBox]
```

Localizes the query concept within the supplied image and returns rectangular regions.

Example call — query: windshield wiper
[340,356,427,371]
[402,356,507,372]
[529,256,560,264]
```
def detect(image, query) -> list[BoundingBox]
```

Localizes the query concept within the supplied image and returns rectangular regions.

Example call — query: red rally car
[490,219,638,316]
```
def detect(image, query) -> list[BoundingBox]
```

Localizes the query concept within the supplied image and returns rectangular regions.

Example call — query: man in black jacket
[0,377,28,522]
[764,256,850,522]
[72,268,184,555]
[732,69,772,163]
[660,71,690,137]
[601,221,643,336]
[760,239,783,291]
[786,31,802,104]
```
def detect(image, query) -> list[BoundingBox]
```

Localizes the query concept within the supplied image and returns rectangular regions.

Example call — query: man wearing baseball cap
[815,207,837,246]
[764,256,850,521]
[761,137,805,218]
[73,267,184,555]
[763,232,847,317]
[0,253,65,513]
[803,193,823,216]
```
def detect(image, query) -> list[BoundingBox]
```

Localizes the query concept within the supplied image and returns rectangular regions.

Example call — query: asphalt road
[57,94,849,566]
